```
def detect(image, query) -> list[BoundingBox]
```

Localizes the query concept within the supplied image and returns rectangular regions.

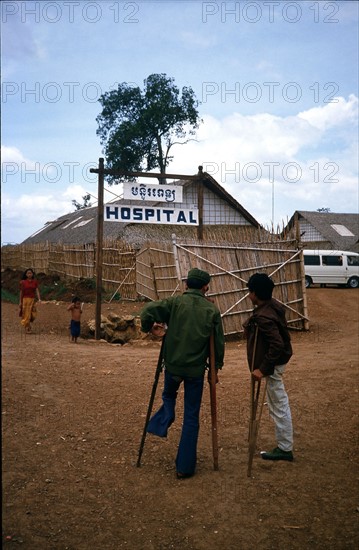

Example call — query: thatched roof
[287,211,359,252]
[22,173,260,245]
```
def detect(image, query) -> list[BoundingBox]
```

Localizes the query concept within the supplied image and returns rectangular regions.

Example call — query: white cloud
[169,96,358,224]
[2,145,37,168]
[1,185,91,244]
[298,94,358,131]
[62,184,90,201]
[3,191,70,222]
[172,94,357,164]
[1,96,357,241]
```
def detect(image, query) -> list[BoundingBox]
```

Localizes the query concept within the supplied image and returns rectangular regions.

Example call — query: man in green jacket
[140,268,225,479]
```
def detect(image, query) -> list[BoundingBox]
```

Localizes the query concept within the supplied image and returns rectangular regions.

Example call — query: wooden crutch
[247,378,267,477]
[248,325,259,443]
[209,331,219,471]
[247,324,267,477]
[136,337,165,467]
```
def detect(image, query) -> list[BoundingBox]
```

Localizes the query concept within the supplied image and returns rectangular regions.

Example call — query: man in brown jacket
[244,273,294,461]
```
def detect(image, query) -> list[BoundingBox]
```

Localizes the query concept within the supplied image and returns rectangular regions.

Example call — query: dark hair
[247,273,274,300]
[72,296,81,303]
[186,277,207,289]
[22,268,35,280]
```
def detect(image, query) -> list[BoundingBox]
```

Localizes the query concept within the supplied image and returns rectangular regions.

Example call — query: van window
[322,255,343,266]
[347,256,359,266]
[304,255,320,266]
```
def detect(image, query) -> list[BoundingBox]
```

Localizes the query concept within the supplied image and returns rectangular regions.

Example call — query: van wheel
[347,276,359,289]
[305,276,312,288]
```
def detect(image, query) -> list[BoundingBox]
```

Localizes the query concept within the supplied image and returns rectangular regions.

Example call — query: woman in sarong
[19,268,41,333]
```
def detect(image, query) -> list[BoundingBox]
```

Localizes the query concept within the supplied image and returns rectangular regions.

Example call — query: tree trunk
[156,135,167,184]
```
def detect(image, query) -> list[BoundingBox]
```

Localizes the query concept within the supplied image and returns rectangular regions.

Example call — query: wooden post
[295,212,310,331]
[172,233,182,285]
[197,165,204,241]
[95,157,104,340]
[149,249,159,300]
[86,163,205,319]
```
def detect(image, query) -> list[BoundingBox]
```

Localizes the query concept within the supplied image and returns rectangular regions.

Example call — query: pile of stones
[84,313,143,344]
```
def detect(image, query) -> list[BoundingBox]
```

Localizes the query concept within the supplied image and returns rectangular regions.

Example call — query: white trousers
[266,364,293,452]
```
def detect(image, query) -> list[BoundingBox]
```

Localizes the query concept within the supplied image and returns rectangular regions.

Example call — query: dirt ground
[2,286,359,549]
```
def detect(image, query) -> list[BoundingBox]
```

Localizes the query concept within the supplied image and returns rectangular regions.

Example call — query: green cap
[187,268,211,285]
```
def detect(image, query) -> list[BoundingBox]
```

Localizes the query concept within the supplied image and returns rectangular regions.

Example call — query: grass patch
[104,291,122,302]
[40,283,69,300]
[1,283,71,303]
[79,278,97,290]
[52,285,70,300]
[1,289,18,304]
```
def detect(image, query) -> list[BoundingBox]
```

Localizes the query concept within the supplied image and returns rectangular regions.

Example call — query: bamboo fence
[2,225,308,334]
[1,240,137,299]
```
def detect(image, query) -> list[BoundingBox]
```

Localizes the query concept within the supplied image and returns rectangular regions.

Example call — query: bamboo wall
[1,240,137,299]
[2,228,308,335]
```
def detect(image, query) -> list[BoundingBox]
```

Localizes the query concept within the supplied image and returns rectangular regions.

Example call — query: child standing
[67,297,83,343]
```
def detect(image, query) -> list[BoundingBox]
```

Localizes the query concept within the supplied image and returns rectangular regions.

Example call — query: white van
[303,250,359,288]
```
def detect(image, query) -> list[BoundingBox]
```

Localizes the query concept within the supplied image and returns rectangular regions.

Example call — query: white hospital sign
[105,205,198,225]
[123,182,183,203]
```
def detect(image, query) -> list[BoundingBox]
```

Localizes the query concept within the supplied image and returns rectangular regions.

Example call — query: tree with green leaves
[96,74,202,183]
[72,194,92,211]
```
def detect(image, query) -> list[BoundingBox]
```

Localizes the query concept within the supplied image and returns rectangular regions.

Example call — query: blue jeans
[147,370,205,475]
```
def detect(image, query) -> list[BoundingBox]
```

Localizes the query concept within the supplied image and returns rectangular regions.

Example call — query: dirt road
[2,288,358,549]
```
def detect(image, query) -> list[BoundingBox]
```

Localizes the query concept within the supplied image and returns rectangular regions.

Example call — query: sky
[1,0,358,244]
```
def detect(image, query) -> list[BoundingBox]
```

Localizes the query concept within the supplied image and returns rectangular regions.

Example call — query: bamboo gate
[136,235,309,335]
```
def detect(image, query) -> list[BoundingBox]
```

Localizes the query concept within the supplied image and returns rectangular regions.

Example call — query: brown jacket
[243,299,293,376]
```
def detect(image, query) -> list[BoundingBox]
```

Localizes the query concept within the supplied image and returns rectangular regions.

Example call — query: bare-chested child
[67,296,83,343]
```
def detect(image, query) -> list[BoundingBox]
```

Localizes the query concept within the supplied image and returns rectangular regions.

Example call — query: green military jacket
[140,289,225,378]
